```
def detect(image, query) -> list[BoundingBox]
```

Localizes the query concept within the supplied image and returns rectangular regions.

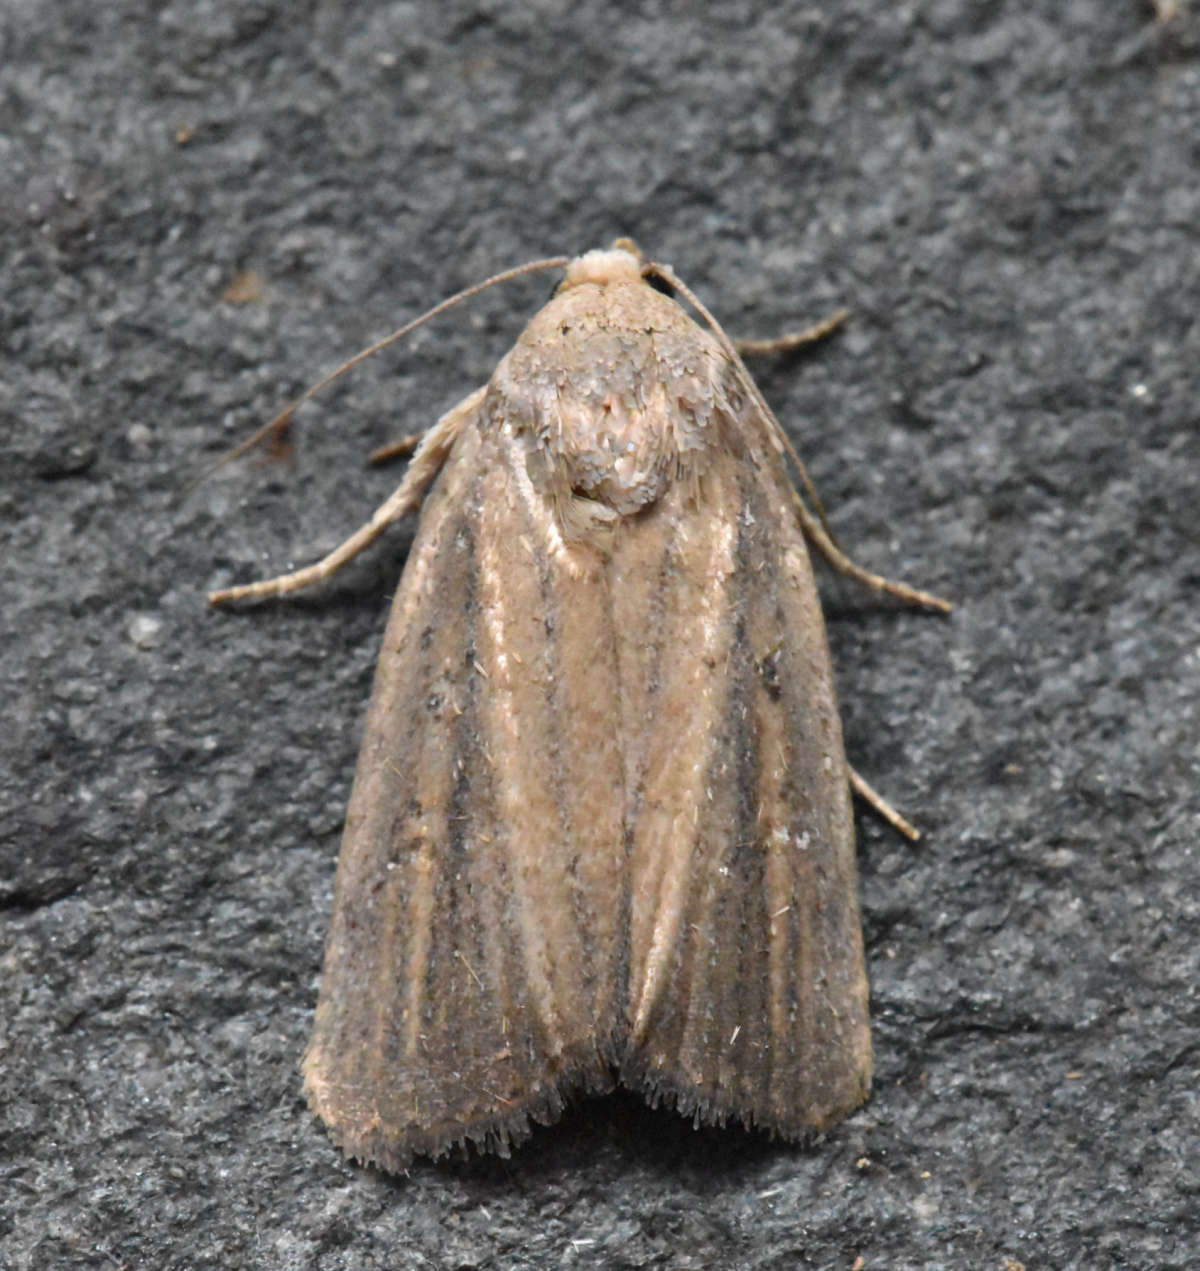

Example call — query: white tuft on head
[560,244,644,291]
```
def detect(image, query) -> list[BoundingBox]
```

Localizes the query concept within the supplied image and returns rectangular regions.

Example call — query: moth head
[560,239,646,292]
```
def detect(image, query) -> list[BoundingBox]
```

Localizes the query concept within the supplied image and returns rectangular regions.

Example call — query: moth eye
[646,272,676,298]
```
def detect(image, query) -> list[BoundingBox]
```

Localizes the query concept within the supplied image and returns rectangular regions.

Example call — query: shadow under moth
[210,239,949,1172]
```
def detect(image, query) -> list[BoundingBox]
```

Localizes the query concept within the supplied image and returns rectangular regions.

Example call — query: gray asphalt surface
[2,3,1198,1267]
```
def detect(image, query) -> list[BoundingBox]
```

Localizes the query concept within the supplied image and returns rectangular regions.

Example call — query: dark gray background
[2,2,1197,1268]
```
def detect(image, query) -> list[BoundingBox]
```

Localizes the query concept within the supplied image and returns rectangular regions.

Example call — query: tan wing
[302,409,628,1170]
[613,437,870,1137]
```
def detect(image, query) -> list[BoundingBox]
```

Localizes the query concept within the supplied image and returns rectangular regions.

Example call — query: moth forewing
[213,241,947,1171]
[301,415,627,1169]
[613,421,868,1137]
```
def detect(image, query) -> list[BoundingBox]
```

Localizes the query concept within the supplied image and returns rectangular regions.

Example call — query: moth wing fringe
[307,1041,621,1171]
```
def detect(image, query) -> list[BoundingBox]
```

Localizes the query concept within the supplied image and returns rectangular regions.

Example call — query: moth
[211,239,948,1171]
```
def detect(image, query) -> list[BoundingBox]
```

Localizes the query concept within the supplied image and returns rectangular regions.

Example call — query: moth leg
[848,766,920,841]
[368,431,424,466]
[718,298,950,613]
[209,480,425,604]
[742,311,951,614]
[666,271,949,613]
[209,386,484,606]
[735,307,946,829]
[792,494,953,614]
[734,308,848,357]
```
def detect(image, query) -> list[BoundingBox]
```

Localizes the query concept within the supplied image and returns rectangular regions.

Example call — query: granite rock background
[2,2,1198,1267]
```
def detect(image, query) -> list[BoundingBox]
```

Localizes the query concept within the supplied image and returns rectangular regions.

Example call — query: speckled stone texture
[2,2,1197,1267]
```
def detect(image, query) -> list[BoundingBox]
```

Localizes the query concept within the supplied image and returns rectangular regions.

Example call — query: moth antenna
[649,260,951,616]
[195,254,571,486]
[645,261,839,546]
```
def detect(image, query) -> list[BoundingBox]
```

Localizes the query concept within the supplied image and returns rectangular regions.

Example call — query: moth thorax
[557,384,678,512]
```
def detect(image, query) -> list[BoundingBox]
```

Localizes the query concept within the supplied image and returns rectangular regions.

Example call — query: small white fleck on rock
[128,613,163,650]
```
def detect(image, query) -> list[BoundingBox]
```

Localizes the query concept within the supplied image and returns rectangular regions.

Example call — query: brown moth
[211,240,948,1171]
